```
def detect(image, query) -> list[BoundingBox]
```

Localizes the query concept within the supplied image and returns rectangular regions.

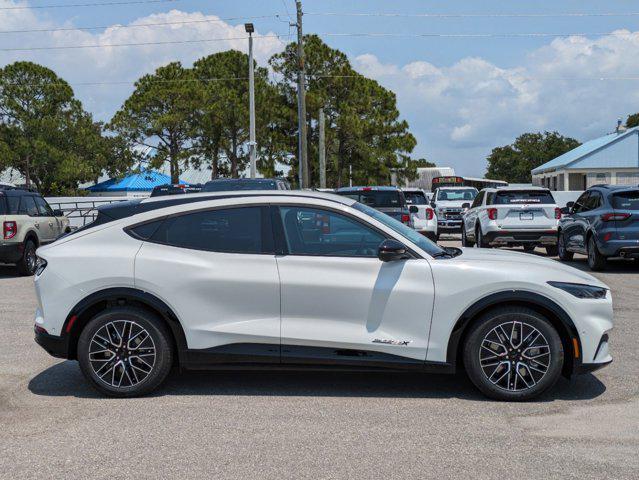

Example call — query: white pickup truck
[431,186,478,237]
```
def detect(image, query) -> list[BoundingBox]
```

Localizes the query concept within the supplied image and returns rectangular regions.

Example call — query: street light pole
[295,1,308,188]
[245,23,257,178]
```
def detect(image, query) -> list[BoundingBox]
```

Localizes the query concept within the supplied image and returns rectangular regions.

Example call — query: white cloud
[0,1,285,121]
[354,30,639,176]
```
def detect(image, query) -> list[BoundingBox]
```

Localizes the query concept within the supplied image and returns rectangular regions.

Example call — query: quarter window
[278,206,385,257]
[150,207,269,254]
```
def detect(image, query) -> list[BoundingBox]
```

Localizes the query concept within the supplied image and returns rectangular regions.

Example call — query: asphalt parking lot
[1,238,638,479]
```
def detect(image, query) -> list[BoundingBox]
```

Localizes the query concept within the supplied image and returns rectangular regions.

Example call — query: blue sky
[3,0,639,176]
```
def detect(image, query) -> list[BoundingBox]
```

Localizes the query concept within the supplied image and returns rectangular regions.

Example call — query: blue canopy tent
[85,169,185,197]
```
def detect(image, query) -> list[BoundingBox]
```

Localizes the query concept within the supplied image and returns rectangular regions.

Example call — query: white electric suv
[33,191,613,401]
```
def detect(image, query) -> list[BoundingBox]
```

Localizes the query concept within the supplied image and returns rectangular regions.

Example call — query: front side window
[278,206,385,257]
[471,191,484,208]
[584,192,602,210]
[34,196,54,216]
[572,192,590,213]
[150,206,269,254]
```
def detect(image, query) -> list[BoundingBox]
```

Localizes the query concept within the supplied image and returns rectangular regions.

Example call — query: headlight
[547,281,607,299]
[35,257,47,276]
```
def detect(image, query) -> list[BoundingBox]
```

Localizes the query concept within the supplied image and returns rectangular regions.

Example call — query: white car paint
[33,191,613,388]
[402,188,437,239]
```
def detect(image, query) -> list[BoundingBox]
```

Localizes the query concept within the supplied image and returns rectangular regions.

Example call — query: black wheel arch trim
[446,290,582,377]
[63,287,188,364]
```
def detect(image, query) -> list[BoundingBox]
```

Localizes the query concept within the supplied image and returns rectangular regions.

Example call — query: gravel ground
[1,239,637,479]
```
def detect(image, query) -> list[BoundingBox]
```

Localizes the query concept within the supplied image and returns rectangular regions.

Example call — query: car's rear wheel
[587,236,606,271]
[16,239,37,276]
[476,226,490,248]
[463,306,564,401]
[557,231,573,261]
[461,224,474,247]
[523,244,536,253]
[545,245,558,257]
[77,307,173,397]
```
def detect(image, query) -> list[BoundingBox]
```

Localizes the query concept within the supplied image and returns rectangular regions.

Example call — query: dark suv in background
[335,186,414,227]
[558,185,639,270]
[202,178,291,192]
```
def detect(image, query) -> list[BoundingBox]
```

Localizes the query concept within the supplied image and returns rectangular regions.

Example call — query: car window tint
[404,191,428,205]
[471,191,484,208]
[573,192,590,213]
[18,196,39,216]
[6,196,19,214]
[128,220,164,240]
[0,197,6,215]
[151,207,266,254]
[493,190,555,205]
[34,196,54,216]
[612,191,639,210]
[584,192,602,210]
[278,206,385,257]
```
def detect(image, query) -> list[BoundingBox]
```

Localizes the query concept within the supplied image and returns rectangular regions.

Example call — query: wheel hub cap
[88,320,156,388]
[479,321,551,392]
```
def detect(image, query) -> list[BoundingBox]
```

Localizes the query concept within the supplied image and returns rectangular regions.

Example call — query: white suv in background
[402,188,437,241]
[461,187,561,255]
[33,190,612,401]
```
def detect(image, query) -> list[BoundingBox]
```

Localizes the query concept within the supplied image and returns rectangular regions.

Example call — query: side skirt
[183,343,455,374]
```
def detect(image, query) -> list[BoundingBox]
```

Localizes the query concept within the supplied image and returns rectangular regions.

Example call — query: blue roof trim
[532,127,639,174]
[85,169,186,192]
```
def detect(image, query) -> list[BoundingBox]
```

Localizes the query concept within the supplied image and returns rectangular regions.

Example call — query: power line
[0,0,181,10]
[306,11,639,19]
[0,33,288,52]
[0,14,284,34]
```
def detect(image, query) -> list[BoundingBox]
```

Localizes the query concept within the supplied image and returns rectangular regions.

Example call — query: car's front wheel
[16,239,38,276]
[77,307,173,397]
[463,306,564,401]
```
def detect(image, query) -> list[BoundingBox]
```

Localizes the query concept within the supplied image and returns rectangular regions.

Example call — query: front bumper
[437,220,462,233]
[34,326,69,359]
[0,243,22,264]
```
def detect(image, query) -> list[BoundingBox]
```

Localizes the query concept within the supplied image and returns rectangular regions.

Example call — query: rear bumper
[597,239,639,258]
[0,243,22,264]
[484,230,558,245]
[34,326,69,359]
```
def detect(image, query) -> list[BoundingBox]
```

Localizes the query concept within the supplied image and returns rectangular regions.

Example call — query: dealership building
[531,126,639,191]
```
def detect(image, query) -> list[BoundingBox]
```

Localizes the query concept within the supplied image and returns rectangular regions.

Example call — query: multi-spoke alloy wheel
[479,321,550,392]
[464,306,563,401]
[89,320,156,388]
[78,307,173,397]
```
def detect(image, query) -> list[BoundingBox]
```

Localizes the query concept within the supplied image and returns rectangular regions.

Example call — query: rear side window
[127,220,164,240]
[6,196,19,214]
[0,196,6,215]
[18,196,39,216]
[150,206,270,254]
[612,191,639,210]
[491,190,555,205]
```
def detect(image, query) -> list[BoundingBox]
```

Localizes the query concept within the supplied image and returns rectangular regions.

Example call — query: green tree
[485,131,580,183]
[270,35,417,187]
[192,50,284,178]
[626,113,639,128]
[110,62,199,183]
[0,61,128,195]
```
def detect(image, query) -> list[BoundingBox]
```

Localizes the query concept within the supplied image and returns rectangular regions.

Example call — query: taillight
[601,212,631,222]
[487,208,498,221]
[425,208,434,220]
[3,221,17,239]
[554,207,561,219]
[401,214,410,224]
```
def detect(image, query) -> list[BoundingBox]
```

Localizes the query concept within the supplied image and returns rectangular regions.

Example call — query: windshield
[612,191,639,210]
[437,189,477,201]
[353,202,445,256]
[491,190,555,205]
[404,191,428,205]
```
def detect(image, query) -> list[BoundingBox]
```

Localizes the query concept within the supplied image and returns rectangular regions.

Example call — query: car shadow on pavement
[0,265,19,279]
[28,360,606,402]
[562,257,639,275]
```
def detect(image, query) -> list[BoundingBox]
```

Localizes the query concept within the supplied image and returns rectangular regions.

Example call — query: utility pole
[295,1,309,188]
[318,107,326,188]
[245,23,257,178]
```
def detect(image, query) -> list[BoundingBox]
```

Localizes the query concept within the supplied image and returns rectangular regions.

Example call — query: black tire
[557,231,573,261]
[461,224,475,247]
[463,306,564,401]
[587,235,606,271]
[16,239,38,276]
[434,233,440,243]
[77,307,174,397]
[476,226,490,248]
[545,245,558,257]
[523,244,536,253]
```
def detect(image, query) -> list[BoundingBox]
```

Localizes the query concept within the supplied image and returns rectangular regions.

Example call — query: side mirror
[461,202,471,209]
[53,209,64,217]
[408,205,419,214]
[378,239,411,262]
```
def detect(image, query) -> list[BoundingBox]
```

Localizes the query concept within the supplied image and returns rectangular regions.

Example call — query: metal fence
[45,197,127,228]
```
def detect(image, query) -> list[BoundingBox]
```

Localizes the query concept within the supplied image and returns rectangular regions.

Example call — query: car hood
[454,247,608,288]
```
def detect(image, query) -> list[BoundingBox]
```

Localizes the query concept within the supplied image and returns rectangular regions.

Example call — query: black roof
[0,185,40,196]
